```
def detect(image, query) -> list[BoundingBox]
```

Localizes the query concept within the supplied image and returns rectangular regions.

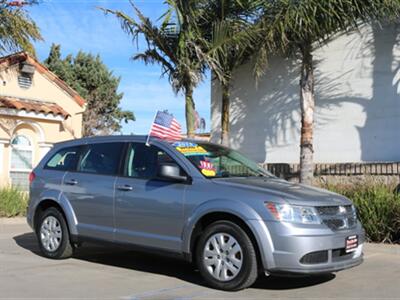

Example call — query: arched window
[10,135,33,190]
[11,135,31,147]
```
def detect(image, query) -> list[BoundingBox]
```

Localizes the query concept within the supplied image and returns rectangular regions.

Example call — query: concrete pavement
[1,220,400,299]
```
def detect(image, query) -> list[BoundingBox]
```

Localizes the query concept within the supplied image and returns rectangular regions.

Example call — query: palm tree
[255,0,400,184]
[200,0,262,146]
[0,0,42,55]
[101,1,207,137]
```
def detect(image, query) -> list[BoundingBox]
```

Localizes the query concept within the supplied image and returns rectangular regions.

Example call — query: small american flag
[148,110,182,141]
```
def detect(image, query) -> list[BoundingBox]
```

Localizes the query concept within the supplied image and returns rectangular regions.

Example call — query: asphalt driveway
[1,219,400,300]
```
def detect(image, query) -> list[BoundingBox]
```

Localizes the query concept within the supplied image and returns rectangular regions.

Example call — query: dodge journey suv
[27,135,364,291]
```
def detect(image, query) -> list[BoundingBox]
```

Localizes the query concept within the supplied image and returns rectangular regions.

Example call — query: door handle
[65,179,78,186]
[117,184,133,191]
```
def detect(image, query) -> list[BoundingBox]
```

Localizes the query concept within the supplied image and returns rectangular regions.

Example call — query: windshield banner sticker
[172,141,198,148]
[199,160,216,177]
[173,141,209,156]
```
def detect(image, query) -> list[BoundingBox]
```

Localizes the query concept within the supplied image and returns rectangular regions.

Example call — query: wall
[0,60,85,186]
[0,117,67,186]
[211,24,400,164]
[0,63,84,140]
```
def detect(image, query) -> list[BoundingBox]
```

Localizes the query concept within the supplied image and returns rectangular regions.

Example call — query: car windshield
[171,141,275,178]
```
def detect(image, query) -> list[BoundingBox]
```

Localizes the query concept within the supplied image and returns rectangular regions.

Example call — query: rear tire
[36,207,73,259]
[195,220,258,291]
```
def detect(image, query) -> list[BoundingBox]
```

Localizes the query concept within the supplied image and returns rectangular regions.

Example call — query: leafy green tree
[256,0,400,184]
[44,44,135,136]
[43,44,73,82]
[101,1,208,137]
[0,0,42,55]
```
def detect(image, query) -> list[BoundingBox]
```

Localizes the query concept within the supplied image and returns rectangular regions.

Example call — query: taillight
[29,171,36,184]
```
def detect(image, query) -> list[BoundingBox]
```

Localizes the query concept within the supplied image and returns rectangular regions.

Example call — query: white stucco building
[211,24,400,164]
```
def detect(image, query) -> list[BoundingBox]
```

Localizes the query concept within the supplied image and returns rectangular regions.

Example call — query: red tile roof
[0,52,86,108]
[0,96,70,119]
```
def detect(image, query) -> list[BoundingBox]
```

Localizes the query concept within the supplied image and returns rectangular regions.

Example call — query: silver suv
[27,135,364,291]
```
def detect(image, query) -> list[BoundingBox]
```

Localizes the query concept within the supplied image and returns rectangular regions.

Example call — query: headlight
[266,202,321,224]
[351,204,357,216]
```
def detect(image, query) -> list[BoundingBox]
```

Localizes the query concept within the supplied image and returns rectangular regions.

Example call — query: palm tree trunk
[221,81,230,146]
[185,86,196,138]
[299,44,315,185]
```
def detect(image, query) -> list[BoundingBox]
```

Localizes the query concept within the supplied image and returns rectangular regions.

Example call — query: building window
[18,74,32,89]
[10,135,33,190]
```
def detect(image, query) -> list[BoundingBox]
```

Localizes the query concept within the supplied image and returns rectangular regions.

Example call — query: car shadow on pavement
[14,232,335,290]
[253,274,335,290]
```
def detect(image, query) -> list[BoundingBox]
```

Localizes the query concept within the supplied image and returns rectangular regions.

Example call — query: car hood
[211,177,351,206]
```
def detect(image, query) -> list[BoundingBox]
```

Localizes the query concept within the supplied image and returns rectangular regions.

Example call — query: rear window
[78,143,124,175]
[45,146,81,171]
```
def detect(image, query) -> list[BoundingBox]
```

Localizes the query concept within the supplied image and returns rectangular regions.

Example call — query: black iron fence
[263,162,400,179]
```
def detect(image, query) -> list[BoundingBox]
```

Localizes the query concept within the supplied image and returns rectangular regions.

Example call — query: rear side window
[45,146,81,171]
[78,143,124,175]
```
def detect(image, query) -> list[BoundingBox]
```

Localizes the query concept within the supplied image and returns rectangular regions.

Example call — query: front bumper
[248,219,365,275]
[269,247,363,275]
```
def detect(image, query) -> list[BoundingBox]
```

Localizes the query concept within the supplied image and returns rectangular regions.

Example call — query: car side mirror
[158,163,189,183]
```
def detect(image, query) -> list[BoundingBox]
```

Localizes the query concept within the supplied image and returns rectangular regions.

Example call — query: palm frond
[133,49,174,76]
[0,5,42,55]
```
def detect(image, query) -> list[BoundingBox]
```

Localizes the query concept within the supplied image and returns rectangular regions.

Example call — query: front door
[63,142,124,241]
[114,142,187,252]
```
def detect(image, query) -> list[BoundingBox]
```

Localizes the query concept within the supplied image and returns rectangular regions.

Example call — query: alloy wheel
[40,216,62,252]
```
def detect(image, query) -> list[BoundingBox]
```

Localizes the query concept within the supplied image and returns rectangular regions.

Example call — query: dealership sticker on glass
[199,160,216,177]
[173,142,209,156]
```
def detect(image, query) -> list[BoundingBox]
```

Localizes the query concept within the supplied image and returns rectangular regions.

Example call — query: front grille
[316,205,357,231]
[332,248,356,262]
[300,250,329,264]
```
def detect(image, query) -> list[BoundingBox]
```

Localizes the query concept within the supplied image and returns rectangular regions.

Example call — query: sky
[27,0,211,134]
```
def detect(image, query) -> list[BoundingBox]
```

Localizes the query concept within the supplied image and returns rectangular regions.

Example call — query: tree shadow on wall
[227,23,400,164]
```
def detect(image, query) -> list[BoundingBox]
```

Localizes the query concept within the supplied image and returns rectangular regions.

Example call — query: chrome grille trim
[316,205,357,231]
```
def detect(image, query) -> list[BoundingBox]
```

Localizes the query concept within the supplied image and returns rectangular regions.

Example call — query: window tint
[78,143,124,175]
[124,143,178,179]
[45,146,81,171]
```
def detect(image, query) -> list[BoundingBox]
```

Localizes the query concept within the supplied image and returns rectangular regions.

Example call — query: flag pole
[145,111,158,147]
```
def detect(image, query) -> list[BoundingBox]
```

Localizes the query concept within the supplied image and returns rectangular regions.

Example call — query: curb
[0,217,26,225]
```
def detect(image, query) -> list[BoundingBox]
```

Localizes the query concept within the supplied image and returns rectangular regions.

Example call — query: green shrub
[0,186,28,217]
[322,182,400,243]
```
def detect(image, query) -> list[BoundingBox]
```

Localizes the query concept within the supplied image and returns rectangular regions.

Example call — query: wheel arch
[33,194,78,237]
[191,212,264,269]
[182,200,266,270]
[34,199,61,229]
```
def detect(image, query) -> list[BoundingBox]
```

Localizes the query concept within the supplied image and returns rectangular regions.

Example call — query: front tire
[195,221,258,291]
[36,207,73,259]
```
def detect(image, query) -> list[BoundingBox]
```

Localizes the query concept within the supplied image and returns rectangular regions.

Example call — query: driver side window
[124,143,180,179]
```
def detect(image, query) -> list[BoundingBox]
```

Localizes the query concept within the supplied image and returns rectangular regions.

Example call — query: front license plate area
[345,235,358,253]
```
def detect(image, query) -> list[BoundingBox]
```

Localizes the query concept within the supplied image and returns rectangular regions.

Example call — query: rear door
[62,142,124,241]
[114,142,187,252]
[30,145,82,209]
